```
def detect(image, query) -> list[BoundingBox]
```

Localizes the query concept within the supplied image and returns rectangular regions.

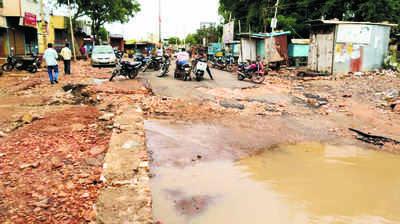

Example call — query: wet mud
[146,120,400,224]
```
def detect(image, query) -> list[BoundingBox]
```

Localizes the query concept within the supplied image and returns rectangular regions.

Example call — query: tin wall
[308,25,335,74]
[333,24,391,73]
[264,35,288,62]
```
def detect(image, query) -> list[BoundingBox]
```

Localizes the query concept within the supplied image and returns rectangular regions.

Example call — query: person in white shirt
[43,43,59,84]
[156,47,163,57]
[61,43,72,75]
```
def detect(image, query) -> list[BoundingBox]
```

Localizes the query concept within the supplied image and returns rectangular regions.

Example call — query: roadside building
[0,0,39,62]
[238,31,290,66]
[42,15,92,58]
[109,34,124,51]
[308,19,396,74]
[288,39,310,67]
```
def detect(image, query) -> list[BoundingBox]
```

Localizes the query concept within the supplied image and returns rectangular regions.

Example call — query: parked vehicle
[158,54,171,77]
[210,56,227,70]
[225,56,236,72]
[91,45,117,66]
[1,55,38,73]
[237,58,266,84]
[109,52,142,81]
[142,55,162,72]
[192,57,208,81]
[174,63,191,81]
[29,53,42,68]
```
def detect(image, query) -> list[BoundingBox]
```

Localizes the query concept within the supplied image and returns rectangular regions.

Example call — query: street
[0,60,399,223]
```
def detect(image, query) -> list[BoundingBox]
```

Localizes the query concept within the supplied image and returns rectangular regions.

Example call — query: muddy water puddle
[150,142,400,224]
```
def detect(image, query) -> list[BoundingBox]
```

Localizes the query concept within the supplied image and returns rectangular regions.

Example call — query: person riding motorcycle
[192,53,214,80]
[176,48,190,69]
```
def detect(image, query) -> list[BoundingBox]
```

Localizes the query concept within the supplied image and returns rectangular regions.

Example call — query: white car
[91,45,117,66]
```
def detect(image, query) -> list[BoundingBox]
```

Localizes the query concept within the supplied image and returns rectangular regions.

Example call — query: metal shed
[238,31,290,63]
[308,20,396,74]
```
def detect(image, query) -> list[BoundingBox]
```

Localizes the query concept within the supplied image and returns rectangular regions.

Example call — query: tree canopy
[168,37,182,45]
[219,0,400,38]
[57,0,141,43]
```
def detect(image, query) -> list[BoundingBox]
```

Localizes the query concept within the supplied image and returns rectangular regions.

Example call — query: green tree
[196,25,223,44]
[168,37,180,45]
[98,27,109,42]
[219,0,400,38]
[185,33,201,46]
[57,0,141,44]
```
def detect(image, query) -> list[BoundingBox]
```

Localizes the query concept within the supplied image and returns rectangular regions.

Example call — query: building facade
[0,0,39,62]
[308,20,396,74]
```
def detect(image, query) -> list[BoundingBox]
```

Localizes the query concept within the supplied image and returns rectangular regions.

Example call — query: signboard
[223,21,234,44]
[271,18,277,29]
[337,24,372,44]
[24,12,37,27]
[38,22,48,35]
[125,39,136,45]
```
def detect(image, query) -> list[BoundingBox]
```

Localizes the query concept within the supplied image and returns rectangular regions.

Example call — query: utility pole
[268,0,279,64]
[39,0,47,53]
[67,0,77,60]
[158,0,162,48]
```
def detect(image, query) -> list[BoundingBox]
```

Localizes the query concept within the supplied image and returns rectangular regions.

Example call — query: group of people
[42,43,72,84]
[175,48,214,80]
[43,44,214,84]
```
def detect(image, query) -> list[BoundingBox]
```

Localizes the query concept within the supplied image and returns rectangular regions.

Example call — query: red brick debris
[0,106,112,223]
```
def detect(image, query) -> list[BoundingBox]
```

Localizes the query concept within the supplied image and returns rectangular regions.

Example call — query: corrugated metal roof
[309,19,397,27]
[238,31,291,38]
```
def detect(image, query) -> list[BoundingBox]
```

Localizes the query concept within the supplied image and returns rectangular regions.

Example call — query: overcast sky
[104,0,221,41]
[47,0,221,40]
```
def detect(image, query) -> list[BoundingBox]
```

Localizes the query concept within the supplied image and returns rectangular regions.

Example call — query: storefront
[5,13,38,56]
[0,16,8,60]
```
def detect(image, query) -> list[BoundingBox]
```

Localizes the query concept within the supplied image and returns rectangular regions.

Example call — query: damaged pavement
[0,61,400,223]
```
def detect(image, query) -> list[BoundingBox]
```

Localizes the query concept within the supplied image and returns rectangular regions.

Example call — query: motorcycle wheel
[196,75,201,82]
[2,63,13,72]
[129,70,138,79]
[237,72,245,81]
[226,65,233,72]
[27,65,37,73]
[109,70,118,81]
[157,66,167,77]
[252,72,265,84]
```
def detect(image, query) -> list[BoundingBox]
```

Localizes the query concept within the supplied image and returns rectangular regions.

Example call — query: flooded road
[146,122,400,224]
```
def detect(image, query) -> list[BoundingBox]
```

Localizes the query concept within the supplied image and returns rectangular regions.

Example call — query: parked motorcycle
[210,56,227,70]
[192,58,208,81]
[225,56,236,72]
[2,55,38,73]
[134,54,147,70]
[109,53,142,81]
[157,54,171,77]
[174,63,191,81]
[237,59,266,84]
[30,53,42,68]
[142,55,162,72]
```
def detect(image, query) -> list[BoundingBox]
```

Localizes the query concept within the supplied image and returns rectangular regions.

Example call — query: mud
[149,140,400,224]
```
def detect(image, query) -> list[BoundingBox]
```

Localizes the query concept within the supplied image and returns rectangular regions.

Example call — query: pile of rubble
[0,106,113,223]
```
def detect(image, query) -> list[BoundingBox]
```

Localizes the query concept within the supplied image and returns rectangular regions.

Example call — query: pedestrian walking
[43,43,59,84]
[61,43,72,75]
